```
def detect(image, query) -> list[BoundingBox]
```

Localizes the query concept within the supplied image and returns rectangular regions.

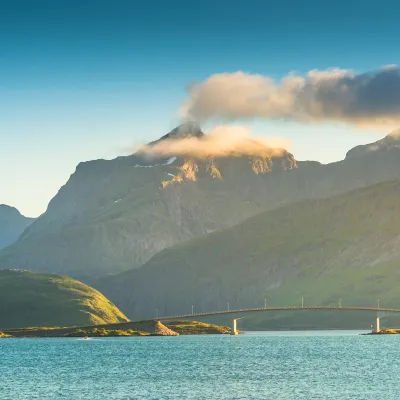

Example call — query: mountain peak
[0,205,35,251]
[173,121,203,136]
[386,128,400,140]
[345,130,400,159]
[0,204,21,217]
[148,121,204,146]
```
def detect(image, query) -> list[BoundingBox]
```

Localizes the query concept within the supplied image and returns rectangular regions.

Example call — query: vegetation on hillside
[0,269,128,329]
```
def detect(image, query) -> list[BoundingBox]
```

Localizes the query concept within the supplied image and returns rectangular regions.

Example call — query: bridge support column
[231,319,238,335]
[376,316,380,333]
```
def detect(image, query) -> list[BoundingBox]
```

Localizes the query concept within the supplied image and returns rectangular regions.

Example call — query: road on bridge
[156,305,400,321]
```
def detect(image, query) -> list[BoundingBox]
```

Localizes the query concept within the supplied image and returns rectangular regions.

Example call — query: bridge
[156,306,400,335]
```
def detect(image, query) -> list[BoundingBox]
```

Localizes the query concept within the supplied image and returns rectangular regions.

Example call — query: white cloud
[181,66,400,130]
[138,126,290,159]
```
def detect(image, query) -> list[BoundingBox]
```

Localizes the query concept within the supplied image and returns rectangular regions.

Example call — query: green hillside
[99,180,400,329]
[0,269,128,329]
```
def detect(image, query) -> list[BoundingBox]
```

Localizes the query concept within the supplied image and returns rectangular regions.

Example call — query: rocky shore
[0,320,234,338]
[364,328,400,335]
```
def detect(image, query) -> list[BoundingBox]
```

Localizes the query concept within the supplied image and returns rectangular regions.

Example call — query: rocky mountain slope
[2,125,400,281]
[0,205,35,250]
[0,269,128,329]
[0,123,297,280]
[99,180,400,326]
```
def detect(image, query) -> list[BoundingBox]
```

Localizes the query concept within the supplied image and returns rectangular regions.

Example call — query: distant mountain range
[0,205,35,251]
[2,124,400,329]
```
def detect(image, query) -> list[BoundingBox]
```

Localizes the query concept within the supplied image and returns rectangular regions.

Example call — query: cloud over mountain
[138,126,290,159]
[181,66,400,129]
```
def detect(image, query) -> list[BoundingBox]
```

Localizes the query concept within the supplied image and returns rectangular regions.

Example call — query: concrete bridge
[156,305,400,335]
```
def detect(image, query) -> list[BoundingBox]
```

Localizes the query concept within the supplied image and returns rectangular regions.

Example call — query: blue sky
[1,0,399,217]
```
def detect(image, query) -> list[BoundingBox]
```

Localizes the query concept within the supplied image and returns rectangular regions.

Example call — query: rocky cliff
[0,124,298,280]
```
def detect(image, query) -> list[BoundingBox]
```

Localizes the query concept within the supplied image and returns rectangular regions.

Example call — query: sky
[1,0,399,217]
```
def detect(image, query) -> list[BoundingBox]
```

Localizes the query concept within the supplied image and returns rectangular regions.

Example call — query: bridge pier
[376,316,380,333]
[231,317,244,335]
[231,319,238,335]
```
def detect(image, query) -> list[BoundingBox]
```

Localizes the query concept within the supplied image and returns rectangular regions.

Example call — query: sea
[1,331,399,399]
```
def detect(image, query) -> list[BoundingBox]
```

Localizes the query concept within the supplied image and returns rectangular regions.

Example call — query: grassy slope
[100,180,400,329]
[0,269,128,329]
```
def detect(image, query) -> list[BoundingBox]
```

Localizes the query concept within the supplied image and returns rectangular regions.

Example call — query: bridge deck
[156,306,400,321]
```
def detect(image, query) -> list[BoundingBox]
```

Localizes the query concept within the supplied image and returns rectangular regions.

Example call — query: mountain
[345,129,400,159]
[0,123,297,280]
[98,180,400,328]
[2,125,400,281]
[0,269,128,329]
[148,120,204,145]
[0,205,35,250]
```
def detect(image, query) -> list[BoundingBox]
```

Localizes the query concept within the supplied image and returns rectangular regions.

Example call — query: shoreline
[0,320,236,338]
[362,328,400,335]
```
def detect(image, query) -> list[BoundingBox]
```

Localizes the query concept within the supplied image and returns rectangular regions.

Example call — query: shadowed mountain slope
[0,205,35,250]
[98,180,400,322]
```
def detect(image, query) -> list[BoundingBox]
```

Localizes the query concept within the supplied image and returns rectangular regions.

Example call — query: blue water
[1,331,399,399]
